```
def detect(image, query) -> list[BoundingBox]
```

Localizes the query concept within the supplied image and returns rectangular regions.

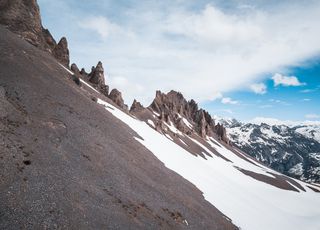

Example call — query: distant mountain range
[217,117,320,183]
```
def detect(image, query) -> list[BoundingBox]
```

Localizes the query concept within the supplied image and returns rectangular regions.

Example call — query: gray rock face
[89,62,105,85]
[53,37,69,67]
[148,90,228,142]
[0,0,70,66]
[109,89,128,111]
[71,63,80,75]
[0,0,50,49]
[130,99,144,114]
[215,123,228,143]
[88,62,109,96]
[223,119,320,183]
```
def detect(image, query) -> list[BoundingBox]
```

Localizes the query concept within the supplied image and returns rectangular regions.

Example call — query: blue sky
[38,0,320,122]
[202,61,320,121]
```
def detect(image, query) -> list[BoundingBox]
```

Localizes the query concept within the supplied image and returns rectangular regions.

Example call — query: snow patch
[97,97,320,230]
[289,163,304,176]
[147,119,155,128]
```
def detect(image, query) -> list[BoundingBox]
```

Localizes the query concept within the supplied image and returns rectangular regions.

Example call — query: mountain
[1,1,320,230]
[220,118,320,183]
[0,0,69,66]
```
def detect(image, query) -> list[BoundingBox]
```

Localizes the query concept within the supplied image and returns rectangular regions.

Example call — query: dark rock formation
[215,123,228,143]
[72,75,81,86]
[68,64,81,85]
[147,90,226,142]
[53,37,69,67]
[89,62,105,85]
[0,0,70,66]
[88,62,109,96]
[109,89,128,111]
[71,63,80,75]
[130,99,144,113]
[0,0,50,49]
[79,68,90,81]
[80,68,87,75]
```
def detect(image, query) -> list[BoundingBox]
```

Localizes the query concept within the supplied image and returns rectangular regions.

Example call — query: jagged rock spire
[89,61,105,85]
[147,90,227,142]
[130,99,144,113]
[109,89,128,111]
[87,61,109,96]
[53,37,69,67]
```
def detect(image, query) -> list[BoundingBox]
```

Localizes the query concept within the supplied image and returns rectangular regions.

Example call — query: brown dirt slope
[0,26,238,230]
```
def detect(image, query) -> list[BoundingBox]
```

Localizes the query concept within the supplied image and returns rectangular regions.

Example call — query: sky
[38,0,320,123]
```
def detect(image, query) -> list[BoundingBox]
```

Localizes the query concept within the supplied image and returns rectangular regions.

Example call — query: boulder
[71,63,80,75]
[109,89,128,111]
[130,99,145,113]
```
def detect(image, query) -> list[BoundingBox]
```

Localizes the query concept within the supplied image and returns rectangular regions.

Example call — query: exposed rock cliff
[0,0,69,66]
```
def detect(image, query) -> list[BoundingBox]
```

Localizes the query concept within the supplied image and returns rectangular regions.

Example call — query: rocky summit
[53,37,70,67]
[147,90,228,142]
[0,0,69,66]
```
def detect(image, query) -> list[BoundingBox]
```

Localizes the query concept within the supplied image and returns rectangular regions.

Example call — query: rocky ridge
[126,90,229,145]
[0,0,228,141]
[220,118,320,183]
[0,0,128,109]
[0,0,69,66]
[68,64,229,145]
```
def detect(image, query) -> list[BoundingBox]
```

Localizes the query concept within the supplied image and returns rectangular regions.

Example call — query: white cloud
[272,73,305,87]
[301,98,311,101]
[250,83,267,94]
[79,16,123,39]
[305,114,320,119]
[221,97,238,104]
[42,1,320,105]
[108,75,145,105]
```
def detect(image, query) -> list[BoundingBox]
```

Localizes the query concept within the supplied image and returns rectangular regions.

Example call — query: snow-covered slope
[96,97,320,230]
[222,119,320,183]
[295,125,320,143]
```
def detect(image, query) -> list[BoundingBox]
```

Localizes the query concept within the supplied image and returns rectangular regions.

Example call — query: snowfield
[97,98,320,230]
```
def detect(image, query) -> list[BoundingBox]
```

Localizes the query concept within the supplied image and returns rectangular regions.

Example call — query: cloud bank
[39,0,320,106]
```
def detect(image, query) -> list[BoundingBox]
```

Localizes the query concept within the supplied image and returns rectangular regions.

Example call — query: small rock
[109,89,128,111]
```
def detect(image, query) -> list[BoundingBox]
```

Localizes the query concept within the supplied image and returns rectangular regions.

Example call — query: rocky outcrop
[89,62,105,85]
[109,89,128,111]
[130,99,145,114]
[88,62,109,96]
[147,90,226,141]
[53,37,69,67]
[71,63,80,75]
[215,123,228,143]
[0,0,70,66]
[0,0,50,49]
